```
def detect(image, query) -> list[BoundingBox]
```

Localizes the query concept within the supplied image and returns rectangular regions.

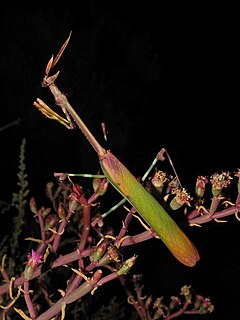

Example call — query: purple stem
[187,208,202,220]
[118,275,149,320]
[188,204,240,225]
[78,204,90,254]
[24,280,37,320]
[64,194,91,295]
[209,196,221,216]
[0,249,91,296]
[52,209,74,252]
[37,208,46,243]
[115,210,134,245]
[165,301,189,319]
[36,270,103,320]
[0,229,156,296]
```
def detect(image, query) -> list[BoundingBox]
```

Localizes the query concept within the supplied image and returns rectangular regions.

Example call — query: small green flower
[195,176,208,200]
[180,285,192,303]
[170,188,192,210]
[151,170,167,193]
[117,255,137,275]
[199,297,214,314]
[210,171,232,197]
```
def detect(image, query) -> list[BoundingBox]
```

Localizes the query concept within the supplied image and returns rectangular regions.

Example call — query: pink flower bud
[89,241,107,262]
[195,176,208,200]
[24,250,42,280]
[89,178,109,204]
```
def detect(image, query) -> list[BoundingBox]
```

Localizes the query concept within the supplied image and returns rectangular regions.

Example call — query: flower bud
[169,295,181,310]
[210,171,232,197]
[97,252,112,266]
[88,178,109,204]
[194,294,204,309]
[117,255,137,275]
[89,241,107,262]
[199,298,214,314]
[145,295,153,309]
[24,250,42,280]
[29,197,37,214]
[153,307,164,319]
[195,176,208,200]
[45,213,58,230]
[42,207,51,218]
[151,170,167,194]
[69,193,80,212]
[45,182,54,197]
[169,188,192,210]
[58,203,66,219]
[180,285,192,303]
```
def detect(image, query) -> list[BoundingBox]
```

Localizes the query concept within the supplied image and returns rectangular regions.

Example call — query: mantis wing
[100,150,200,267]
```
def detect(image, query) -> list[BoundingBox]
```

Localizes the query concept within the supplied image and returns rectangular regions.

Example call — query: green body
[100,150,200,267]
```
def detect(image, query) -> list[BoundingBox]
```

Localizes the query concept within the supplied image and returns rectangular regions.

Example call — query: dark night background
[0,1,239,319]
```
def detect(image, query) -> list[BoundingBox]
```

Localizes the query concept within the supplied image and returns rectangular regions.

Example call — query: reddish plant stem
[118,275,150,320]
[165,301,189,319]
[36,270,103,320]
[115,210,134,246]
[78,202,90,254]
[209,196,221,216]
[65,194,91,295]
[121,230,156,246]
[0,228,157,296]
[0,249,91,296]
[0,228,155,296]
[37,208,46,243]
[52,209,74,253]
[188,204,240,225]
[24,280,37,320]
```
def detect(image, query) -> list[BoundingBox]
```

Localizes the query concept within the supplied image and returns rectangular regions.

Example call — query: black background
[0,1,239,319]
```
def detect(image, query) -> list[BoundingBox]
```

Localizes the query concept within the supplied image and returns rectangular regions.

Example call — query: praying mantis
[34,32,200,267]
